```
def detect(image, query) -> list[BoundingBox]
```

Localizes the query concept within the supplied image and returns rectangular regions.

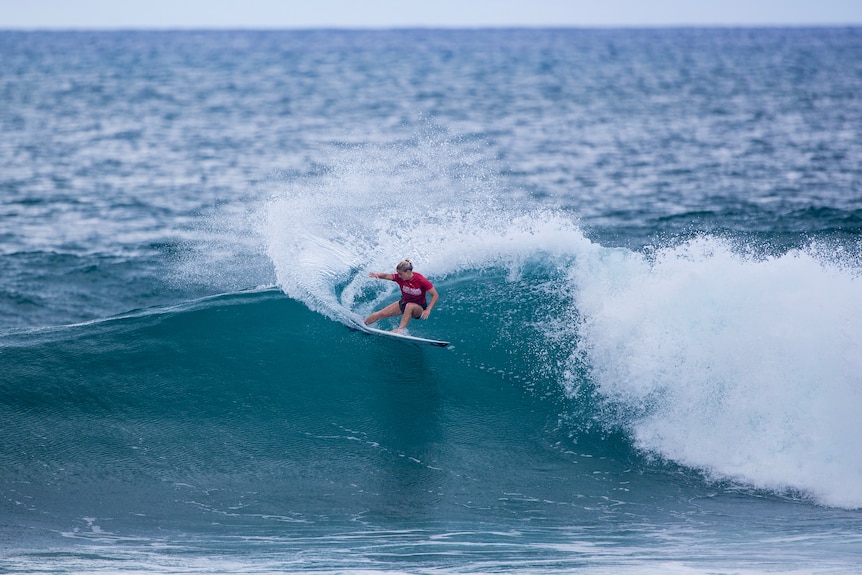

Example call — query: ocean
[1,27,861,574]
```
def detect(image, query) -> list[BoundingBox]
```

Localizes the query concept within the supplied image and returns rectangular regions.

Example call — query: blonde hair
[396,259,413,272]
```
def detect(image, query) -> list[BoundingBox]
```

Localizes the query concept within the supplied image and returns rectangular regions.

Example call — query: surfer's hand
[421,310,430,320]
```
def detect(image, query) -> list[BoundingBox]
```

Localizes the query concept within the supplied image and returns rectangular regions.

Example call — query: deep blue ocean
[1,28,861,574]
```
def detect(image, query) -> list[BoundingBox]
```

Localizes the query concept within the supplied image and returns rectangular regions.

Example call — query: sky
[1,0,861,29]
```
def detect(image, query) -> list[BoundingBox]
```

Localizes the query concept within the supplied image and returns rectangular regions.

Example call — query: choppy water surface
[1,28,861,574]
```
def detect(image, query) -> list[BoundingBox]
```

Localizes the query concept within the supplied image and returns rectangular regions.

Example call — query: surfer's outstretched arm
[369,272,394,280]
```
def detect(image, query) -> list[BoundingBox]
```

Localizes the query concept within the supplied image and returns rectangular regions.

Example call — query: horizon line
[3,23,861,32]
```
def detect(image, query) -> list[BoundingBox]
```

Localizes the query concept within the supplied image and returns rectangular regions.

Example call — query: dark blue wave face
[0,290,628,539]
[1,290,857,544]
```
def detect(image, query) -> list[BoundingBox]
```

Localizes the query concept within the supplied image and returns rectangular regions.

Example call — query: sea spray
[258,133,594,323]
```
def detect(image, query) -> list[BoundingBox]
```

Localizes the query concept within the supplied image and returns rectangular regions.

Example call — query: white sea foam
[570,236,862,509]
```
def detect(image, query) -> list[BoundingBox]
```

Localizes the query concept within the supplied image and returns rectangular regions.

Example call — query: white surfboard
[350,321,450,348]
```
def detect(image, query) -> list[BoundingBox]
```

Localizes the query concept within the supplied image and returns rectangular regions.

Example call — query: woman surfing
[364,259,439,333]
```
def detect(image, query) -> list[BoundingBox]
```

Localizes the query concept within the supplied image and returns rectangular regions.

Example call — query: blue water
[1,28,862,574]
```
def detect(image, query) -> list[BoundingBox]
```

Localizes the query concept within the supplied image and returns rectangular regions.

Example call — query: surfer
[364,259,439,333]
